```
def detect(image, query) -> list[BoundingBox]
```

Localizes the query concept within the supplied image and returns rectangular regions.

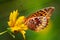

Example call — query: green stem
[7,28,15,38]
[0,28,15,38]
[0,30,8,35]
[9,32,15,38]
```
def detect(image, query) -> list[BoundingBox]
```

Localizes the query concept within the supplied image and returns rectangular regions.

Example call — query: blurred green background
[0,0,60,40]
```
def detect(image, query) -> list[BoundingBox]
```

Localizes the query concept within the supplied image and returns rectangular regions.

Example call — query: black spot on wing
[44,8,48,12]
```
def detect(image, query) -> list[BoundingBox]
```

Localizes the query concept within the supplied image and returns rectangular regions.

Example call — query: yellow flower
[8,10,28,39]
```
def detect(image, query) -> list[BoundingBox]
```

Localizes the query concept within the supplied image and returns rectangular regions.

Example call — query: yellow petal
[20,30,26,39]
[8,10,19,27]
[20,24,28,30]
[15,16,25,26]
[8,10,28,40]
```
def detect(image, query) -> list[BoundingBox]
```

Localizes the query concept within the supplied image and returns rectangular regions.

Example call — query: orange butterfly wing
[25,7,55,32]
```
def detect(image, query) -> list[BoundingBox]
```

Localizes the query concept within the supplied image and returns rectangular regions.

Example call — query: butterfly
[24,7,55,32]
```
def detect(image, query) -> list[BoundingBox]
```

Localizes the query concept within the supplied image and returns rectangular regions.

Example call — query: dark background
[0,0,60,40]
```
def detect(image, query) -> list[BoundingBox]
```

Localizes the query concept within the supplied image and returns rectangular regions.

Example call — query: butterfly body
[24,7,55,32]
